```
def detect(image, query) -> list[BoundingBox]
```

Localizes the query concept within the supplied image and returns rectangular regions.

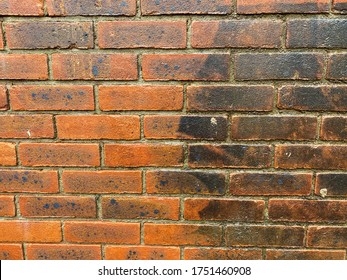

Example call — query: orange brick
[0,244,23,260]
[0,143,16,166]
[0,195,15,217]
[0,0,44,16]
[184,248,262,260]
[105,246,180,260]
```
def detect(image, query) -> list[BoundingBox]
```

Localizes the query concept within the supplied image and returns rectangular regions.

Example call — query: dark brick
[184,248,262,260]
[308,227,347,248]
[321,117,347,140]
[334,0,347,13]
[327,54,347,80]
[315,173,347,197]
[266,250,345,260]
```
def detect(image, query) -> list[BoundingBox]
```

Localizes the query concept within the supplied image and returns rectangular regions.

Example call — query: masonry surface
[0,0,346,260]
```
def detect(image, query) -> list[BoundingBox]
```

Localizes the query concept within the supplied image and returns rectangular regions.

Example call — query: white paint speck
[320,188,328,198]
[211,117,217,126]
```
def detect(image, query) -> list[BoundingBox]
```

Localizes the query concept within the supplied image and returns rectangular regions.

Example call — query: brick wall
[0,0,346,260]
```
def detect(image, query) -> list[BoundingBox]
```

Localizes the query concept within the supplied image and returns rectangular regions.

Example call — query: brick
[0,54,48,80]
[269,199,347,223]
[105,144,184,167]
[0,195,15,217]
[10,85,95,111]
[26,244,101,260]
[141,0,232,15]
[321,117,347,140]
[307,227,347,248]
[102,196,179,220]
[316,173,347,197]
[187,86,274,112]
[0,143,16,166]
[105,246,180,260]
[62,171,142,194]
[6,22,93,49]
[99,85,183,111]
[235,53,324,80]
[0,115,54,139]
[64,222,140,244]
[0,244,23,260]
[0,23,3,50]
[237,0,329,14]
[144,115,228,140]
[142,54,230,81]
[231,116,317,140]
[146,171,226,195]
[0,170,58,193]
[192,20,282,48]
[334,0,347,12]
[19,143,100,167]
[47,0,136,16]
[278,86,347,112]
[0,85,7,110]
[225,226,304,247]
[98,21,186,49]
[327,54,347,80]
[230,173,312,196]
[287,19,347,48]
[189,144,272,168]
[144,224,222,246]
[275,145,347,170]
[19,196,96,218]
[266,249,346,260]
[184,199,264,222]
[52,53,137,80]
[184,248,262,260]
[56,115,140,140]
[0,0,44,16]
[0,221,61,242]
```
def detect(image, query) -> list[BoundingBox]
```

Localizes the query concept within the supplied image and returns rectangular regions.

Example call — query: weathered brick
[98,21,186,49]
[19,143,100,167]
[146,171,226,195]
[230,173,312,196]
[105,246,180,260]
[235,53,324,80]
[0,143,16,166]
[192,20,282,48]
[308,227,347,248]
[327,54,347,80]
[19,196,96,218]
[0,195,15,217]
[6,22,93,49]
[62,171,142,194]
[10,85,95,111]
[141,0,232,15]
[64,222,140,244]
[321,117,347,140]
[0,23,4,50]
[144,115,228,140]
[105,144,184,167]
[184,248,262,260]
[102,197,179,220]
[187,86,274,112]
[0,54,48,80]
[0,85,7,111]
[269,199,347,223]
[0,244,23,260]
[56,115,140,140]
[315,173,347,197]
[47,0,136,16]
[144,223,222,246]
[334,0,347,12]
[231,116,317,140]
[52,53,137,80]
[189,144,272,168]
[99,85,183,111]
[26,244,101,260]
[266,249,346,260]
[0,0,44,16]
[225,226,305,247]
[275,145,347,170]
[0,170,58,193]
[184,199,264,222]
[142,54,230,81]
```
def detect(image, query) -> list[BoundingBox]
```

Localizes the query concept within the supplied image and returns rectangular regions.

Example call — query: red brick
[142,54,230,81]
[0,170,58,193]
[321,117,347,140]
[307,227,347,248]
[334,0,347,12]
[184,198,264,222]
[0,221,62,242]
[6,22,93,49]
[315,173,347,197]
[19,143,100,167]
[10,85,95,111]
[184,248,262,260]
[144,223,222,246]
[0,115,54,139]
[0,54,48,80]
[0,143,16,166]
[327,54,347,81]
[62,171,142,194]
[57,115,140,140]
[192,20,282,48]
[0,244,23,260]
[19,196,96,218]
[52,53,137,80]
[0,85,7,111]
[105,246,180,260]
[0,23,3,50]
[26,244,101,260]
[0,0,44,16]
[266,249,346,260]
[0,195,15,217]
[64,221,140,244]
[98,21,186,49]
[105,144,184,167]
[99,85,183,111]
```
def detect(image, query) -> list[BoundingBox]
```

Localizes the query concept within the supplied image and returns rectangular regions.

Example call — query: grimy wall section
[0,0,346,260]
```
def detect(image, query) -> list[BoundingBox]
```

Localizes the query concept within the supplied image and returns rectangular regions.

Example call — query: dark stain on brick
[316,174,347,196]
